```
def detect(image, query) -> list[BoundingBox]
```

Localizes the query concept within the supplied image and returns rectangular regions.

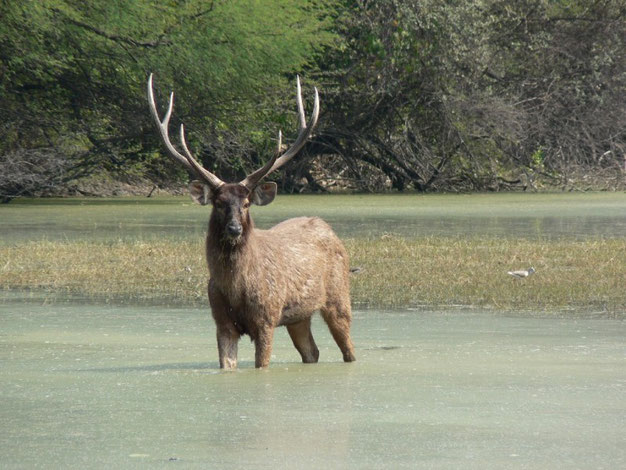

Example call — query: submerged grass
[1,236,624,314]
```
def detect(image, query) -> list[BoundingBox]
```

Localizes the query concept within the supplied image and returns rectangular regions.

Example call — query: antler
[148,74,319,191]
[240,76,320,190]
[147,73,224,190]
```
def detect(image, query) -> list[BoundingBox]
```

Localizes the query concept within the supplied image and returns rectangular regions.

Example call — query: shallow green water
[1,294,624,469]
[2,194,625,468]
[1,192,625,242]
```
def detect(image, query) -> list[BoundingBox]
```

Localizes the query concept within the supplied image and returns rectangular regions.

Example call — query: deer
[147,74,356,369]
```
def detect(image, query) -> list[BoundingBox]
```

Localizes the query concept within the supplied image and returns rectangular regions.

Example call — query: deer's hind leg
[321,300,356,363]
[287,317,320,363]
[253,325,275,369]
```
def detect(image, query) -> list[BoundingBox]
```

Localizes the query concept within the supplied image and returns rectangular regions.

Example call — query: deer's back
[260,216,347,272]
[257,217,349,324]
[267,216,340,244]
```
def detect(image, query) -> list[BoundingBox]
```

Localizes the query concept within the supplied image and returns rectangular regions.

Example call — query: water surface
[2,294,624,469]
[1,192,624,242]
[2,193,625,468]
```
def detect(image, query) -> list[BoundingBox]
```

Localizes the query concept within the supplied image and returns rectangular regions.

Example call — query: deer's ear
[251,182,277,206]
[189,180,213,205]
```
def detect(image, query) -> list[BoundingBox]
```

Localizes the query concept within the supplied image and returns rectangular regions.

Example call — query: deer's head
[147,74,319,244]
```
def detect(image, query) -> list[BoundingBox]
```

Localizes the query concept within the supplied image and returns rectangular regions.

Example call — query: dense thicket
[1,0,624,200]
[315,0,625,191]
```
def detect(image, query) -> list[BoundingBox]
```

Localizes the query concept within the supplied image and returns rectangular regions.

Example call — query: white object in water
[508,267,536,279]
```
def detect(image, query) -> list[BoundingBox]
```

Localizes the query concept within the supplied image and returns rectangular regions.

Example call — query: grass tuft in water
[346,235,625,314]
[1,236,624,314]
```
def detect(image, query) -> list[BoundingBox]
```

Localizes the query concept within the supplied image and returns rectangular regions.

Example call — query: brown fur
[203,183,356,369]
[147,74,340,369]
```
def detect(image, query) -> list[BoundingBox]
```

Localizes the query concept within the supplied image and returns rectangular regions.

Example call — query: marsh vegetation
[1,193,624,315]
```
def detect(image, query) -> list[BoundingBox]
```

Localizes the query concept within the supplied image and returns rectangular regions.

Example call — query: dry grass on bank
[1,236,624,314]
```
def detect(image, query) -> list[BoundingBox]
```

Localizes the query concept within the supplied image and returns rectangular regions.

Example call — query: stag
[147,74,355,369]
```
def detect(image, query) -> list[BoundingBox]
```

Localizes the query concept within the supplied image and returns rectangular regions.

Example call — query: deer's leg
[216,325,240,370]
[321,303,356,363]
[286,317,319,364]
[254,325,275,369]
[209,280,240,370]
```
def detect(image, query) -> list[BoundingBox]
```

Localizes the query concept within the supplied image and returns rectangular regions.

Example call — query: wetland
[1,192,624,312]
[1,192,625,468]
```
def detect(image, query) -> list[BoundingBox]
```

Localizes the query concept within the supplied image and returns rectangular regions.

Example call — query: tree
[310,0,625,191]
[0,0,339,200]
[1,0,624,198]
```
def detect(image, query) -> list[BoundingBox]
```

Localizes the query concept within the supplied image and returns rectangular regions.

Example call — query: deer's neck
[205,215,260,285]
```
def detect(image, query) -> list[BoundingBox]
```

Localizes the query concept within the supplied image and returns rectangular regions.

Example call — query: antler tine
[296,76,306,128]
[239,77,320,189]
[239,144,279,190]
[147,74,192,171]
[267,83,319,174]
[147,73,224,189]
[179,125,225,189]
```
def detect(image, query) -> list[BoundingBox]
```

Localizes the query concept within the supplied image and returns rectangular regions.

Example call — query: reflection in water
[1,295,624,468]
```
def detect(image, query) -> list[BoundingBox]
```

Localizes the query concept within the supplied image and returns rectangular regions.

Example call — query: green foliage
[0,0,624,197]
[531,148,545,169]
[0,0,339,195]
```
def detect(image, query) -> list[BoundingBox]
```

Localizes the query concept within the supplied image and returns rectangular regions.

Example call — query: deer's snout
[226,221,243,238]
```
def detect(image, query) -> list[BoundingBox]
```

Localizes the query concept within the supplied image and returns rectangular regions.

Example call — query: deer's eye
[243,200,250,209]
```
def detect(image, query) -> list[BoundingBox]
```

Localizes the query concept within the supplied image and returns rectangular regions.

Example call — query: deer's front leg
[209,280,240,370]
[254,325,275,369]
